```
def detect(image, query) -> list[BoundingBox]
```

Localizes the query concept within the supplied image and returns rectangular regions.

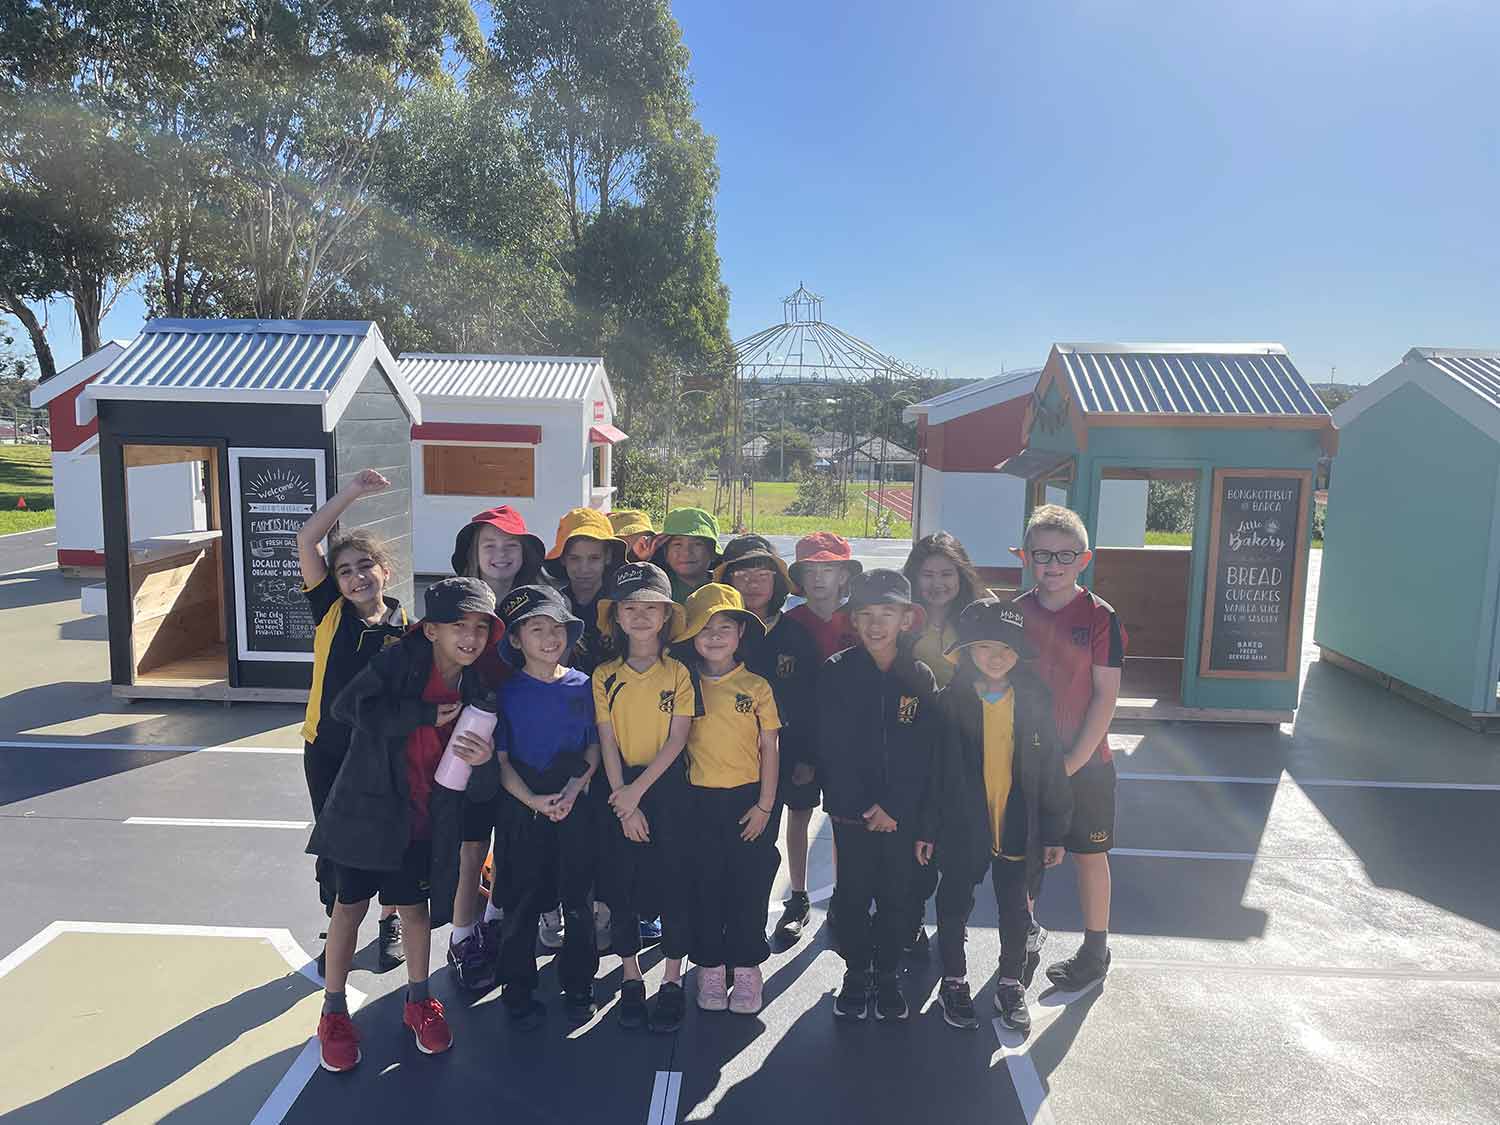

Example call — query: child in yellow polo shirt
[674,584,781,1016]
[594,563,700,1033]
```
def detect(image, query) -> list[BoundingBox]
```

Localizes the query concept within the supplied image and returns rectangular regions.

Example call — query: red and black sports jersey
[784,603,857,662]
[1013,587,1126,764]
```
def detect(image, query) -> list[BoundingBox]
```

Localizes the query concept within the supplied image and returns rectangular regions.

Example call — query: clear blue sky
[34,0,1500,385]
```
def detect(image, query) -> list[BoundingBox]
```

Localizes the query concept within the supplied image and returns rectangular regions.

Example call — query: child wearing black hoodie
[818,569,937,1024]
[916,599,1072,1034]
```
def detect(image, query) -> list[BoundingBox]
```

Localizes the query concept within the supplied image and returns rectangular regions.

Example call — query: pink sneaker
[697,965,729,1011]
[729,966,764,1014]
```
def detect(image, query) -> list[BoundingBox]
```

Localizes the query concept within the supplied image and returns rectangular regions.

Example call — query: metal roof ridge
[142,318,380,336]
[400,352,604,364]
[1054,342,1288,356]
[1406,345,1500,360]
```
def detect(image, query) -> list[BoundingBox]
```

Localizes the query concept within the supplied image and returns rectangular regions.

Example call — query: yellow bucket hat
[672,582,766,644]
[608,509,655,539]
[544,508,626,577]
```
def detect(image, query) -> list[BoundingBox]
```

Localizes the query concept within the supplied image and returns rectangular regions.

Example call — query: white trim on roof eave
[1334,357,1500,444]
[415,391,590,406]
[323,330,421,431]
[1053,342,1288,356]
[924,371,1042,426]
[78,382,325,428]
[29,340,131,409]
[1405,346,1500,361]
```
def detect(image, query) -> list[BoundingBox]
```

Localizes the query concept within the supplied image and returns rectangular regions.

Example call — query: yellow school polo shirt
[982,688,1017,856]
[913,620,960,688]
[592,655,701,767]
[686,664,781,788]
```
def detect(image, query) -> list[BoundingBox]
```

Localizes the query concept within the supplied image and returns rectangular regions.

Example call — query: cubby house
[1001,342,1335,722]
[400,354,624,574]
[81,319,420,702]
[1316,348,1500,730]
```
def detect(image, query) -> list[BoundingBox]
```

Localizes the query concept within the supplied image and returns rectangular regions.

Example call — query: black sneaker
[938,979,978,1030]
[377,914,405,972]
[616,979,647,1030]
[833,970,870,1021]
[774,892,811,946]
[315,946,326,979]
[994,980,1031,1032]
[447,929,496,993]
[649,981,686,1033]
[1022,923,1047,988]
[1045,947,1111,993]
[505,994,545,1032]
[874,973,909,1022]
[903,927,930,961]
[565,987,598,1024]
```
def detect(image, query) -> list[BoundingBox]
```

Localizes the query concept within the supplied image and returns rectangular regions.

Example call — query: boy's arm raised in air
[331,658,437,738]
[296,469,389,588]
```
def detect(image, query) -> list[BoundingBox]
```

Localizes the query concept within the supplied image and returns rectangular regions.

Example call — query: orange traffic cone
[15,497,25,509]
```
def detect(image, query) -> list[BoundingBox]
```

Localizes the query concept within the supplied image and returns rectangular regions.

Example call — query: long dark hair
[902,532,983,617]
[605,601,675,662]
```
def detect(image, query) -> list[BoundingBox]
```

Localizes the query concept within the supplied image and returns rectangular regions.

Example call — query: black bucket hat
[422,577,502,630]
[497,584,584,654]
[595,562,687,635]
[713,534,799,605]
[945,597,1036,659]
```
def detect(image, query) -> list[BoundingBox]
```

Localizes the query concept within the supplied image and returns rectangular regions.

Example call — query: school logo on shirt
[735,692,753,714]
[777,653,796,678]
[658,690,675,713]
[897,695,919,724]
[1071,627,1091,647]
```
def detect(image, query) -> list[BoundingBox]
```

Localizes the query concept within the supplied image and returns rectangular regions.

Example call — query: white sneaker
[594,902,612,952]
[539,907,564,950]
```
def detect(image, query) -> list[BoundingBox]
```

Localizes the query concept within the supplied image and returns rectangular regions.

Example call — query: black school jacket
[818,643,937,826]
[921,664,1072,891]
[740,612,822,770]
[308,630,501,923]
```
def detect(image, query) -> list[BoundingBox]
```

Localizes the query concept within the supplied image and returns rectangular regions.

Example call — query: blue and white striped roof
[400,353,611,408]
[1409,347,1500,413]
[1050,343,1329,417]
[1335,347,1500,444]
[81,319,419,430]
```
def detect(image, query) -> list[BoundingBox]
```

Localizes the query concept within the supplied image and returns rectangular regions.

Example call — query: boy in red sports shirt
[1012,504,1125,992]
[784,532,861,660]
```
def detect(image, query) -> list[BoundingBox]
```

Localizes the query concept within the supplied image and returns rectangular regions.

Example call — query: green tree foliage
[1147,480,1196,533]
[786,469,849,519]
[755,427,815,480]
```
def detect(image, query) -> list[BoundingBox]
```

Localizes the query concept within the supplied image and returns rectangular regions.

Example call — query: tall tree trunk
[72,281,103,356]
[0,288,57,381]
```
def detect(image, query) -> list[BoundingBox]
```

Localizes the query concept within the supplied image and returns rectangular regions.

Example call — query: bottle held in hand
[434,695,497,791]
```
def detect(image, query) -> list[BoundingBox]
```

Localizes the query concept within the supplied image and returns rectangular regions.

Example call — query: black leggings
[936,853,1031,980]
[687,784,782,969]
[831,822,917,978]
[601,767,692,960]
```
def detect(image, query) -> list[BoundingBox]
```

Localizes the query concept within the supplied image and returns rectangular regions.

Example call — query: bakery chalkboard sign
[228,448,327,662]
[1199,469,1310,678]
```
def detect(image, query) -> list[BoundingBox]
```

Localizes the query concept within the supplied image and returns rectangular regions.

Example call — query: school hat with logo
[450,506,546,576]
[788,531,863,587]
[496,584,584,654]
[595,562,687,635]
[543,507,627,578]
[422,576,503,631]
[672,582,766,645]
[712,534,799,595]
[945,597,1037,659]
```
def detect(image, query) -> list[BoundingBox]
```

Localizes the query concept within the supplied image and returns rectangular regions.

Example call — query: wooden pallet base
[1317,646,1500,734]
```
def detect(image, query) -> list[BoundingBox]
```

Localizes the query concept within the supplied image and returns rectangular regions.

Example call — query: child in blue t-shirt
[492,585,601,1029]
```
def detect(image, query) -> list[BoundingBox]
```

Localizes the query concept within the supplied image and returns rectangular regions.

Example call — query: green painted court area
[0,446,55,534]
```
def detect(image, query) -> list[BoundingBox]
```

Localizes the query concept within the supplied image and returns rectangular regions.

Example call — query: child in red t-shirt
[785,532,861,660]
[1012,505,1126,993]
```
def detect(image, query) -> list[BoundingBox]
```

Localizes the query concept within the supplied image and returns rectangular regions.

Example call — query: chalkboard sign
[1200,469,1310,678]
[228,448,327,662]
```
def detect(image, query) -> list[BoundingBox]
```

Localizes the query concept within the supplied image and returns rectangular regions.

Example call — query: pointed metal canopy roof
[732,284,934,383]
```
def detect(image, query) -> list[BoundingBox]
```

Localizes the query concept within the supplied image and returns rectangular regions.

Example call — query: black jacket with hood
[817,642,937,827]
[920,661,1072,893]
[307,629,501,925]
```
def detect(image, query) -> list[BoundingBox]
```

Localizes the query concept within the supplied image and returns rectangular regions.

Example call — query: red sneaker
[317,1011,361,1072]
[403,997,453,1055]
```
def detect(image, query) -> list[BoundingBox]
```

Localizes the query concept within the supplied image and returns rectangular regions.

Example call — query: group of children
[295,476,1125,1072]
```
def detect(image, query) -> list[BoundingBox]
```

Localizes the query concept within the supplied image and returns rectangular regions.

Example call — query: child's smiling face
[330,546,388,611]
[517,615,569,667]
[562,538,609,593]
[967,640,1019,683]
[475,525,524,583]
[916,556,961,611]
[852,603,914,653]
[693,611,744,667]
[617,600,669,645]
[424,612,491,668]
[727,562,776,616]
[666,536,712,580]
[798,561,848,605]
[1024,528,1091,596]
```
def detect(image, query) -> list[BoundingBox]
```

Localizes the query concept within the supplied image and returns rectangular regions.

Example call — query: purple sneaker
[447,928,497,993]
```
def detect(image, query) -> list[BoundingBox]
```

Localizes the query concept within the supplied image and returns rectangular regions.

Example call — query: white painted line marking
[992,1018,1057,1125]
[0,740,303,755]
[125,816,311,830]
[647,1070,683,1125]
[1118,770,1500,791]
[1111,847,1257,861]
[0,526,56,540]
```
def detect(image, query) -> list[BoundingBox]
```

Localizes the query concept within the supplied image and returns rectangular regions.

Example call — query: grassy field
[0,445,55,534]
[667,480,913,539]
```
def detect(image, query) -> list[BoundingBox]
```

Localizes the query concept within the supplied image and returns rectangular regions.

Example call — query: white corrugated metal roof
[1334,347,1500,443]
[1409,347,1500,413]
[1051,343,1329,417]
[81,319,419,430]
[401,354,610,407]
[903,367,1042,425]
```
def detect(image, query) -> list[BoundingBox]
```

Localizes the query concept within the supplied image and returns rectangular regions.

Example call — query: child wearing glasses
[1011,505,1126,995]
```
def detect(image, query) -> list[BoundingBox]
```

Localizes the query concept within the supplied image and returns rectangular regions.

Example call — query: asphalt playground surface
[3,533,1500,1124]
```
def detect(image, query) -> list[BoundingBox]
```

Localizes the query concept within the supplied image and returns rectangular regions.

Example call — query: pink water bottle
[434,697,497,791]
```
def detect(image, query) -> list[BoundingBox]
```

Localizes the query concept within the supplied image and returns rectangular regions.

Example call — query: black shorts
[335,840,432,906]
[462,793,498,843]
[779,758,821,812]
[1063,755,1117,854]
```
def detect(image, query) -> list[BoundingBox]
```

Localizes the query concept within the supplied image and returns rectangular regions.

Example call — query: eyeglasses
[1028,549,1082,565]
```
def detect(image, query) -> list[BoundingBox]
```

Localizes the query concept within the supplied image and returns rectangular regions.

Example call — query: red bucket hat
[450,506,546,575]
[789,531,863,586]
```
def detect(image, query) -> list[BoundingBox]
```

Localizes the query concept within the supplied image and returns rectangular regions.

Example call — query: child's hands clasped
[739,802,772,841]
[449,730,493,766]
[862,804,898,833]
[622,809,651,843]
[914,840,934,866]
[1043,845,1065,868]
[609,782,643,821]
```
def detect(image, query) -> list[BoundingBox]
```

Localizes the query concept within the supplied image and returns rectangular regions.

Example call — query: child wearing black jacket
[308,577,501,1073]
[819,569,937,1023]
[916,599,1072,1034]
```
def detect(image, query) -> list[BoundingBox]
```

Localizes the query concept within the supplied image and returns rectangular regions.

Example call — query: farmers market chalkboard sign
[1199,469,1311,678]
[228,448,327,662]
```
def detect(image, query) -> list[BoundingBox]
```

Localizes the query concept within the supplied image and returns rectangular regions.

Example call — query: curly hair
[327,530,394,576]
[902,531,983,613]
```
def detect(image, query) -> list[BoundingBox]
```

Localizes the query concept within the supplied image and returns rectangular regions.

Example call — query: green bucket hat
[660,507,720,541]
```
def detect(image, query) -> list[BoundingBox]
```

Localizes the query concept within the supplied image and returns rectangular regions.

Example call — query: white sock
[483,901,503,924]
[451,922,477,944]
[999,976,1021,987]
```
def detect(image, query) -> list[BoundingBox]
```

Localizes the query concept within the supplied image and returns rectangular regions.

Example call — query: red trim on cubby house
[49,384,97,452]
[58,549,106,568]
[411,422,542,444]
[926,397,1030,472]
